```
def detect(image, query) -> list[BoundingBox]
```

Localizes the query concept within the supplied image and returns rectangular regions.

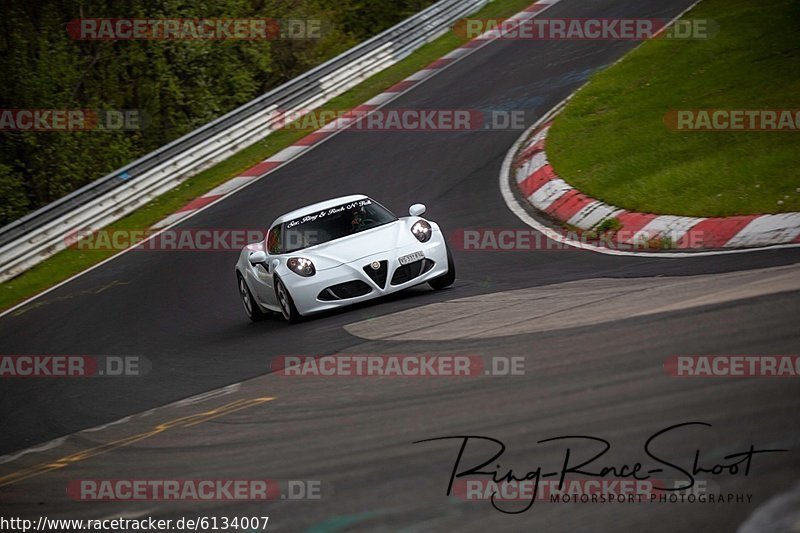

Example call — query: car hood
[296,220,421,269]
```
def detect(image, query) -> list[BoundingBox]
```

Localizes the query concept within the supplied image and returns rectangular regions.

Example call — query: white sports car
[235,194,455,322]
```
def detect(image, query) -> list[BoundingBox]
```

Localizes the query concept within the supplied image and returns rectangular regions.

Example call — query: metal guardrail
[0,0,487,282]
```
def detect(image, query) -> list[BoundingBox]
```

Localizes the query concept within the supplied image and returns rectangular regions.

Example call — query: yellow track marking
[0,396,275,488]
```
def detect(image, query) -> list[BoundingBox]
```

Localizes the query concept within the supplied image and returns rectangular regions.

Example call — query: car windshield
[280,198,397,253]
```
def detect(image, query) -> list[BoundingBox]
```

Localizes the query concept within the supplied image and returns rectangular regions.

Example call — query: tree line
[0,0,431,225]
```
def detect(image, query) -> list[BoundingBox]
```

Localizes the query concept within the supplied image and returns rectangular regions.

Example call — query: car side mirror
[409,203,426,216]
[249,251,267,266]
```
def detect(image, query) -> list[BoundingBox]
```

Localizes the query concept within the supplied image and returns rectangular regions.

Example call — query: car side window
[267,225,281,255]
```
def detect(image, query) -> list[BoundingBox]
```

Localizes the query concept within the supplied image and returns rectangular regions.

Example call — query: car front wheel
[429,243,455,290]
[238,273,267,322]
[275,277,301,323]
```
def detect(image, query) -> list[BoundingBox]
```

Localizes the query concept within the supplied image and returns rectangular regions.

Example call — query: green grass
[547,0,800,218]
[0,0,539,312]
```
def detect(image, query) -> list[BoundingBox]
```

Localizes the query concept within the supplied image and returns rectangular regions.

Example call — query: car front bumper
[283,237,449,316]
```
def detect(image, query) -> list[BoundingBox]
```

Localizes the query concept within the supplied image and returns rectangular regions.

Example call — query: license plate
[398,251,425,265]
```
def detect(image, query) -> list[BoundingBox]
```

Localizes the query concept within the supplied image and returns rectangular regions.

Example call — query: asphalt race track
[1,0,798,530]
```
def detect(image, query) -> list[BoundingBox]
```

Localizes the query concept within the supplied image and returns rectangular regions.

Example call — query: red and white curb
[500,0,800,256]
[511,120,800,250]
[152,0,564,231]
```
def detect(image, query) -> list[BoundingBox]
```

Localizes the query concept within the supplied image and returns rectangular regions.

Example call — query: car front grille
[390,258,435,286]
[318,280,372,301]
[362,260,388,289]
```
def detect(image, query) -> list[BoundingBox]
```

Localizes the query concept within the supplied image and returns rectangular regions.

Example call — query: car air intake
[362,260,388,288]
[318,280,372,301]
[390,259,435,286]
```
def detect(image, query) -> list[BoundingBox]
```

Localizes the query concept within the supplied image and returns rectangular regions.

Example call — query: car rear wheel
[238,273,267,322]
[275,277,301,323]
[429,243,455,290]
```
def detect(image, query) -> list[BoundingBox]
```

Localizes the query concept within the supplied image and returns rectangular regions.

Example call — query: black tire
[237,273,267,322]
[429,243,455,290]
[275,277,301,324]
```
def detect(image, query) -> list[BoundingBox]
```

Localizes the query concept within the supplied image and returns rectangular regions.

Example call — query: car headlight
[287,257,316,277]
[411,220,432,242]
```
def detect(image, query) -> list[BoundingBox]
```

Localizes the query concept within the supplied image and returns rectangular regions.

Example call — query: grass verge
[547,0,800,218]
[1,0,538,312]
